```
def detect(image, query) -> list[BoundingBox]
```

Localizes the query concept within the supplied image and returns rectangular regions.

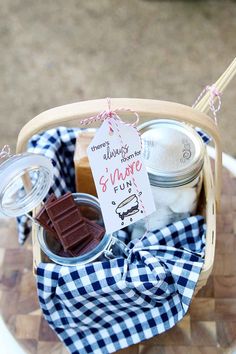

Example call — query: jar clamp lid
[0,153,54,217]
[138,119,205,188]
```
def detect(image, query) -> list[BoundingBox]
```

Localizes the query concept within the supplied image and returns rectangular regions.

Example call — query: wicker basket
[16,98,222,294]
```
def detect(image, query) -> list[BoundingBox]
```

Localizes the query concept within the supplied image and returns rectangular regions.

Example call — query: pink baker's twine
[192,84,222,124]
[81,98,140,127]
[81,98,144,150]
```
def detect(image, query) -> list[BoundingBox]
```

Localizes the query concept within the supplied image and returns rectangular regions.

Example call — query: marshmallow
[151,186,180,206]
[169,188,197,213]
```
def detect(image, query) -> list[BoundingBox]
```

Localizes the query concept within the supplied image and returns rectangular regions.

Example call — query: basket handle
[16,98,222,209]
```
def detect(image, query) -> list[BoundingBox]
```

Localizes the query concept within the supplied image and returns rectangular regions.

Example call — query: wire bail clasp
[0,145,11,163]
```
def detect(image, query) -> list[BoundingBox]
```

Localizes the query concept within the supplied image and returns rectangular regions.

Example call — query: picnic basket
[16,98,221,294]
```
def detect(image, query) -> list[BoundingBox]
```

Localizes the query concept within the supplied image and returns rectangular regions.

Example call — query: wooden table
[0,166,235,354]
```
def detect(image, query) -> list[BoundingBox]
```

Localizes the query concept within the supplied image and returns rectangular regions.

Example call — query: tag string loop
[80,98,140,128]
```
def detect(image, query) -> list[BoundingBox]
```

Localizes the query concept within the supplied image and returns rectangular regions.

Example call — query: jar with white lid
[0,151,126,265]
[130,119,205,240]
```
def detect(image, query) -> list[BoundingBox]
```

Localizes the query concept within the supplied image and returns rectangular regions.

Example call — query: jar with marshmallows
[130,119,205,240]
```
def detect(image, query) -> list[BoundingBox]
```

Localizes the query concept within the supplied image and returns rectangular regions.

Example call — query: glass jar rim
[0,153,53,217]
[38,225,113,266]
[37,193,114,266]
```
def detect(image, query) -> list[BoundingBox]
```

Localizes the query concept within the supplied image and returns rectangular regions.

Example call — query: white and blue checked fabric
[37,216,205,354]
[17,127,207,353]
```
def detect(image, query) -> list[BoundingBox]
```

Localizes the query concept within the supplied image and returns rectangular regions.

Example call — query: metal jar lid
[138,119,205,188]
[0,153,54,217]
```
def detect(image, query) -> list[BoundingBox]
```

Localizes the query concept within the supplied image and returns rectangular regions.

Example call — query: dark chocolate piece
[45,192,92,250]
[56,219,105,257]
[66,219,105,257]
[68,237,101,257]
[35,194,58,238]
[85,218,105,241]
[38,192,106,259]
[78,205,100,221]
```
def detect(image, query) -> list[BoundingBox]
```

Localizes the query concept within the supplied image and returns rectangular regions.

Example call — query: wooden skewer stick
[196,57,236,112]
[194,57,236,114]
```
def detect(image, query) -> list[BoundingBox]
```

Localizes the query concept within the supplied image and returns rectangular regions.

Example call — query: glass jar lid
[138,119,205,187]
[0,153,54,217]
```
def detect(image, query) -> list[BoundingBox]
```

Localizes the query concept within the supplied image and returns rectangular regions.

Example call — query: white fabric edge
[0,316,26,354]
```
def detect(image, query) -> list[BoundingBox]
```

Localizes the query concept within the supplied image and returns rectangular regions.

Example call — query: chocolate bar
[67,219,105,257]
[37,192,105,259]
[68,237,101,257]
[45,192,92,250]
[35,194,58,238]
[85,218,105,241]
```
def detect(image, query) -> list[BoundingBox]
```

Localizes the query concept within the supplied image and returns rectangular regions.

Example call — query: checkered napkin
[37,216,205,354]
[16,127,207,353]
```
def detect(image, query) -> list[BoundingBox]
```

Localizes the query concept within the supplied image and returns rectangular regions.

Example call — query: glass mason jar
[37,193,127,266]
[0,151,126,265]
[130,119,205,240]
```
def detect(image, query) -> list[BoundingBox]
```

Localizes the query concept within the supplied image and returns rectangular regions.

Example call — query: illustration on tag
[115,194,139,221]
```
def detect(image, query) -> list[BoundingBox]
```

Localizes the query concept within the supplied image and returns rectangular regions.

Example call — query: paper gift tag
[87,117,155,234]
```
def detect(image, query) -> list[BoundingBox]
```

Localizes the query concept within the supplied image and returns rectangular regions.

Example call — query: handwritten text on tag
[87,118,155,234]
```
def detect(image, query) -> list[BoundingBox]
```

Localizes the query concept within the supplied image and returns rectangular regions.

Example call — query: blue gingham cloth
[37,216,205,354]
[17,127,207,353]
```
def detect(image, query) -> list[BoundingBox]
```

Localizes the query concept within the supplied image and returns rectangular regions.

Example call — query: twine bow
[192,84,222,124]
[80,98,140,133]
